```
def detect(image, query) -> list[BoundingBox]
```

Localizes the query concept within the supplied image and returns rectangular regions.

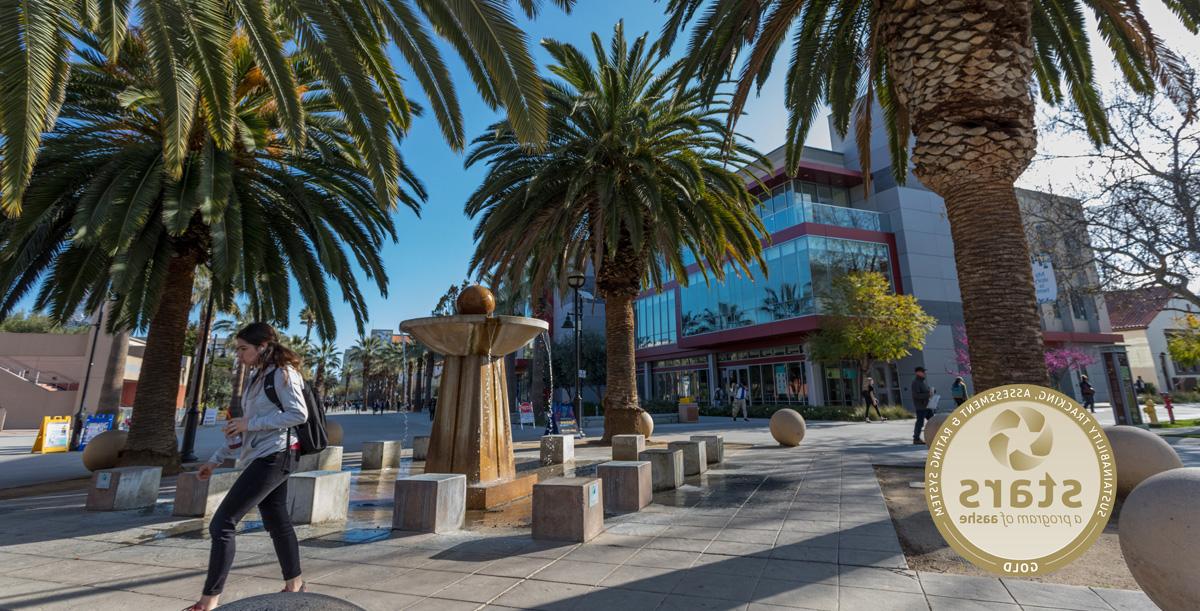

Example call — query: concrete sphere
[325,419,344,446]
[1119,467,1200,611]
[1105,425,1183,498]
[455,285,496,315]
[81,430,127,471]
[924,413,949,445]
[635,410,654,440]
[769,409,806,447]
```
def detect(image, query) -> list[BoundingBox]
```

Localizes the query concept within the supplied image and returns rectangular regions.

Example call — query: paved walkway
[0,417,1166,610]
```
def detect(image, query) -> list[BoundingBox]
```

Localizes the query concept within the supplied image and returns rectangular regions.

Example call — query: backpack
[263,367,329,456]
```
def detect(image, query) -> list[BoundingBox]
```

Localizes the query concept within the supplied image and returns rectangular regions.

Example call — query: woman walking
[186,323,308,611]
[951,377,969,407]
[861,377,885,422]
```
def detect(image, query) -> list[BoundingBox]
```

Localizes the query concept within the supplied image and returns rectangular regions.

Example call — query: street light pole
[567,272,586,438]
[180,292,215,462]
[70,301,107,450]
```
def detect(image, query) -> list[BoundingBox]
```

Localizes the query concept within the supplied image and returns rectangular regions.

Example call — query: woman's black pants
[203,450,300,595]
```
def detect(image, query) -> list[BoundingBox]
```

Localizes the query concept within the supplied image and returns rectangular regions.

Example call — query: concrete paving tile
[661,525,723,541]
[300,585,422,611]
[759,559,838,585]
[927,596,1021,610]
[626,548,703,569]
[0,537,128,558]
[305,542,434,568]
[231,556,350,582]
[513,541,578,559]
[839,585,930,610]
[751,578,838,610]
[604,522,670,537]
[1002,579,1112,611]
[476,556,557,579]
[769,545,837,564]
[838,566,922,594]
[918,572,1014,603]
[1090,587,1159,611]
[674,515,734,528]
[598,565,686,593]
[324,565,466,596]
[7,557,177,587]
[714,528,779,545]
[529,559,618,586]
[705,540,774,558]
[563,543,639,565]
[587,533,652,548]
[420,550,503,574]
[692,553,768,577]
[775,530,838,549]
[404,596,482,611]
[3,583,188,610]
[780,520,839,534]
[838,534,902,553]
[731,518,787,531]
[0,553,57,575]
[838,548,908,569]
[643,536,713,552]
[657,593,748,611]
[430,574,522,604]
[673,570,760,602]
[492,578,592,610]
[569,586,666,611]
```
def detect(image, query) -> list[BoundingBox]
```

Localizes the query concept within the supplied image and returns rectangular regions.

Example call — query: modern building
[1106,287,1200,392]
[632,111,1124,411]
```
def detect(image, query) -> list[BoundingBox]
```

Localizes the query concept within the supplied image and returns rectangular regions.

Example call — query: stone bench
[393,473,465,533]
[173,468,240,517]
[86,466,162,511]
[362,441,402,470]
[412,435,430,461]
[668,440,708,476]
[297,446,343,473]
[597,461,652,514]
[287,470,350,524]
[540,434,574,465]
[532,477,603,542]
[690,434,724,464]
[639,449,684,492]
[611,434,645,461]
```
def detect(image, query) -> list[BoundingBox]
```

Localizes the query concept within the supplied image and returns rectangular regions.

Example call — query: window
[635,291,677,347]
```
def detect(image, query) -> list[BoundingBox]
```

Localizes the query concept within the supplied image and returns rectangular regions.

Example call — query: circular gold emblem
[925,384,1116,576]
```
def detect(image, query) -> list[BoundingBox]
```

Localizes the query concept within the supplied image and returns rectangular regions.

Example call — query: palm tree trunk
[882,0,1048,390]
[314,362,326,405]
[229,361,247,418]
[97,322,129,415]
[597,251,649,440]
[118,251,197,472]
[423,352,435,409]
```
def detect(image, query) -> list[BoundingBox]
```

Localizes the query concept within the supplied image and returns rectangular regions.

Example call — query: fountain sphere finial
[456,285,496,315]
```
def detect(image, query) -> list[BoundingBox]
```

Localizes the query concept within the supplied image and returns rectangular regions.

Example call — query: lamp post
[399,329,409,411]
[180,292,216,462]
[566,272,586,437]
[70,296,113,450]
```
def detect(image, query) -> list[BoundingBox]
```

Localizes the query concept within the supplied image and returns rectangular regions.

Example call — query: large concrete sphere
[635,410,654,440]
[1105,425,1183,498]
[325,419,344,446]
[769,409,806,447]
[455,285,496,315]
[1119,467,1200,611]
[923,413,949,444]
[81,430,127,471]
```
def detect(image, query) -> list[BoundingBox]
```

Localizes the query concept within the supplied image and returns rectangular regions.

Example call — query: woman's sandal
[182,605,207,611]
[280,583,307,593]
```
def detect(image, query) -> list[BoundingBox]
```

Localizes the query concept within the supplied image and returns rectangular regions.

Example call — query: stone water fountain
[400,286,548,509]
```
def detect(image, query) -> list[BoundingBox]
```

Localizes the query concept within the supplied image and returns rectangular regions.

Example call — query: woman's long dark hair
[236,322,302,371]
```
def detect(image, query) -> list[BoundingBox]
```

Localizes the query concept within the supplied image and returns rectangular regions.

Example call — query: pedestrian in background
[733,382,749,421]
[911,367,932,445]
[861,377,885,422]
[1080,375,1096,413]
[951,377,968,406]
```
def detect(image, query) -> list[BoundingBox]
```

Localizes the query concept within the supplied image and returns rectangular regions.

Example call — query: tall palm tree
[0,32,414,470]
[347,335,384,410]
[662,0,1199,390]
[0,0,575,215]
[299,307,318,342]
[311,341,341,405]
[466,23,769,439]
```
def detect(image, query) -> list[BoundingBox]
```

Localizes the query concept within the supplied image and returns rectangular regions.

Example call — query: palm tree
[347,335,384,410]
[760,283,806,321]
[0,0,575,215]
[0,33,414,470]
[662,1,1199,390]
[466,23,769,439]
[311,341,341,406]
[299,307,318,342]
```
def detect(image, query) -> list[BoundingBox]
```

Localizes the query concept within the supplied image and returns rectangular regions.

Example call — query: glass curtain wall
[635,291,677,348]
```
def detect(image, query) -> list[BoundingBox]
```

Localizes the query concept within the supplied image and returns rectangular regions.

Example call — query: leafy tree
[299,307,318,342]
[661,0,1200,391]
[0,0,574,215]
[311,341,342,404]
[466,23,768,439]
[346,335,384,409]
[1168,313,1200,369]
[0,34,410,470]
[0,310,87,334]
[552,330,607,406]
[809,272,935,404]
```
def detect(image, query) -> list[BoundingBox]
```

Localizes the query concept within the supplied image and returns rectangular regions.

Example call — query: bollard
[1163,393,1176,424]
[1143,398,1159,425]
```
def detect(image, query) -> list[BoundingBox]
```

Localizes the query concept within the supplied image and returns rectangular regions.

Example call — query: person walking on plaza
[1134,375,1146,396]
[861,377,885,422]
[952,377,969,407]
[187,323,307,611]
[732,382,749,421]
[911,367,932,445]
[1080,375,1097,413]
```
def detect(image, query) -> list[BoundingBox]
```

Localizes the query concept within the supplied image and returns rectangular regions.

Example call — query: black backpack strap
[261,367,295,462]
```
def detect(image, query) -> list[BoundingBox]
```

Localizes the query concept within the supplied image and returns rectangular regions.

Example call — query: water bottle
[227,431,243,450]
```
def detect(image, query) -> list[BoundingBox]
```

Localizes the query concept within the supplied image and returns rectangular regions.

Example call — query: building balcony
[759,200,890,234]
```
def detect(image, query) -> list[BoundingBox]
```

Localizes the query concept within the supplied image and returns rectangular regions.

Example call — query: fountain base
[467,473,538,510]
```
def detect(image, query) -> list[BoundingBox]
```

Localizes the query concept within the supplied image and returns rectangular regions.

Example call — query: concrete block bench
[393,473,466,533]
[540,434,574,465]
[611,434,645,461]
[287,470,350,524]
[597,461,652,514]
[173,468,240,517]
[639,449,684,491]
[362,441,402,470]
[86,466,162,511]
[297,446,342,473]
[668,440,708,476]
[412,435,430,461]
[690,434,724,464]
[532,477,603,542]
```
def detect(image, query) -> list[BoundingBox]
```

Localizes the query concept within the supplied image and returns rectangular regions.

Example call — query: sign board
[1032,258,1058,304]
[578,369,587,379]
[517,402,535,427]
[202,408,217,426]
[554,402,578,435]
[78,414,115,451]
[31,415,71,453]
[775,365,788,396]
[95,472,112,490]
[117,407,133,431]
[588,482,599,507]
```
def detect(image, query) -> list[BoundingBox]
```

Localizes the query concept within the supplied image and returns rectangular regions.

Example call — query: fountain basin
[400,315,547,356]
